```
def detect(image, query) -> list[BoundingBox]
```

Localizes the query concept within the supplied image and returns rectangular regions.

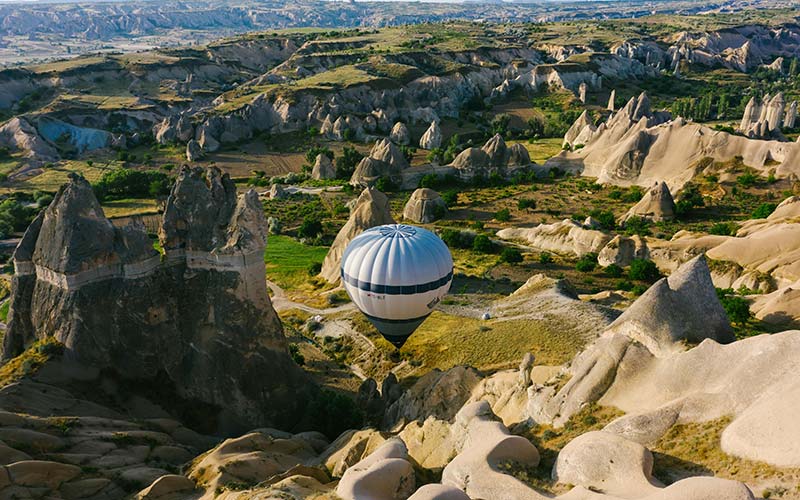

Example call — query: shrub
[604,264,623,277]
[517,198,536,210]
[575,253,598,273]
[93,169,170,201]
[751,203,777,219]
[298,216,323,239]
[306,389,363,440]
[628,259,660,282]
[708,222,737,236]
[616,279,634,291]
[374,176,397,192]
[716,288,752,325]
[631,284,649,296]
[539,252,553,265]
[440,229,474,249]
[588,209,615,230]
[624,216,651,236]
[441,190,458,206]
[621,186,644,203]
[736,170,758,188]
[500,247,523,263]
[288,344,305,366]
[305,146,333,165]
[472,234,494,253]
[307,262,322,276]
[495,208,511,222]
[335,146,363,179]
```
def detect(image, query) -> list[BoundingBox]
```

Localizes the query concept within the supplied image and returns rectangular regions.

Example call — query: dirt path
[266,279,354,315]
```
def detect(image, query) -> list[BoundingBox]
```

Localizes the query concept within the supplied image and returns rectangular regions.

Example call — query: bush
[708,222,737,236]
[306,389,363,440]
[440,229,474,249]
[335,145,363,179]
[604,264,623,277]
[751,203,777,219]
[307,262,322,276]
[575,253,598,273]
[539,252,553,265]
[441,190,458,206]
[736,170,758,188]
[624,216,651,236]
[495,208,511,222]
[500,247,523,263]
[517,198,536,210]
[616,279,634,291]
[716,288,752,325]
[305,146,334,165]
[298,216,323,239]
[374,176,397,192]
[288,344,305,366]
[93,169,171,201]
[588,209,615,230]
[628,259,660,282]
[472,234,494,253]
[621,186,644,203]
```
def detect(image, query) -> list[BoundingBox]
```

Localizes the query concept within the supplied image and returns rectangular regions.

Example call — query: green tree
[298,216,323,239]
[628,259,660,282]
[472,234,494,253]
[495,208,511,222]
[500,247,523,263]
[335,146,364,179]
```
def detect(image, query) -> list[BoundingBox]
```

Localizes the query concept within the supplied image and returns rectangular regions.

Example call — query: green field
[264,235,329,289]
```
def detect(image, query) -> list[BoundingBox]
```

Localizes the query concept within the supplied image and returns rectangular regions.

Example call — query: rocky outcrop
[350,139,410,187]
[186,139,203,162]
[154,114,194,145]
[0,116,58,162]
[1,168,309,433]
[620,181,675,223]
[563,109,595,148]
[419,121,442,150]
[549,92,800,189]
[403,188,447,224]
[336,438,415,500]
[604,255,734,353]
[390,122,410,145]
[738,93,791,138]
[311,153,336,180]
[497,219,612,257]
[320,187,395,283]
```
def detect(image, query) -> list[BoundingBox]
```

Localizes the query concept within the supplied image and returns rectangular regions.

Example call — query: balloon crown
[377,224,417,238]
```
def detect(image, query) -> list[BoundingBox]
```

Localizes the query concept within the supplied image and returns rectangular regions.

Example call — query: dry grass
[101,198,159,218]
[401,310,590,371]
[508,403,625,494]
[11,161,113,192]
[653,418,800,494]
[0,338,63,388]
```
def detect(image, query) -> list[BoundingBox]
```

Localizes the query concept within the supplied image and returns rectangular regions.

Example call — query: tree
[335,146,363,179]
[752,203,777,219]
[628,258,660,282]
[93,169,170,201]
[500,247,523,263]
[472,234,494,253]
[518,198,536,211]
[575,253,598,273]
[298,215,323,239]
[495,208,511,222]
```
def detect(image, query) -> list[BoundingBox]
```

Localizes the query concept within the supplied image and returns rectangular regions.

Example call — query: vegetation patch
[264,235,329,290]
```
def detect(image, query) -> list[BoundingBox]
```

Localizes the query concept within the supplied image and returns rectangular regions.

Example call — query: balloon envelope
[341,224,453,347]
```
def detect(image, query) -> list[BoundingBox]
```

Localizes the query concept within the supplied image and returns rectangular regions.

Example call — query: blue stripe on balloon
[340,268,453,295]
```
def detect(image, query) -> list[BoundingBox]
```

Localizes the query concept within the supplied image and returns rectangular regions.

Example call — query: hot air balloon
[340,224,453,348]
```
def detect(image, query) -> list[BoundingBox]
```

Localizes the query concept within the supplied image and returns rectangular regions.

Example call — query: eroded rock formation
[1,167,309,433]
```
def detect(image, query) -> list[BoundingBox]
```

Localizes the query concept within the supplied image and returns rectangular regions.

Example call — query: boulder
[6,460,81,489]
[553,431,659,497]
[419,121,442,150]
[507,143,531,167]
[621,181,676,223]
[137,474,196,499]
[408,484,470,500]
[320,188,395,283]
[311,153,336,180]
[403,188,447,224]
[336,438,415,500]
[390,122,411,145]
[350,139,410,187]
[563,110,595,148]
[269,183,287,199]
